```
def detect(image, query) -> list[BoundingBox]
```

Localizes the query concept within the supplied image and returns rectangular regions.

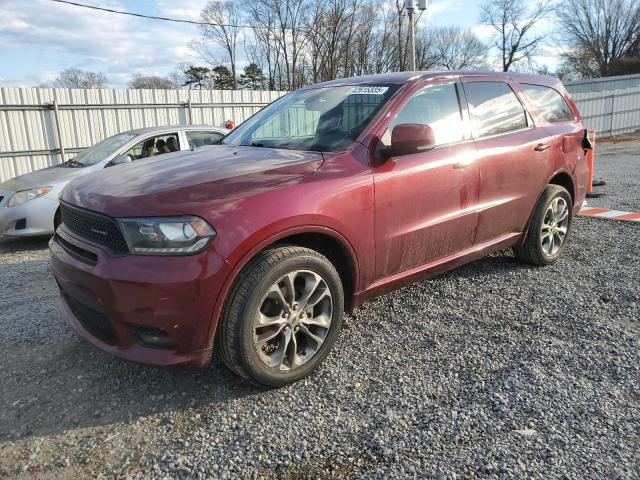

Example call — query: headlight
[8,187,52,207]
[118,216,216,255]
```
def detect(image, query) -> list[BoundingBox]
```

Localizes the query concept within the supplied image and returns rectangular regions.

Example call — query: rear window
[186,131,225,149]
[521,84,574,123]
[464,82,529,138]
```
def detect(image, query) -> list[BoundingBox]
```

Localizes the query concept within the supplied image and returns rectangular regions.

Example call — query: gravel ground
[1,142,639,479]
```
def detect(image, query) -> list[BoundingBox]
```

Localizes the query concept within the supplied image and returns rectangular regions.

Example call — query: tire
[513,184,573,266]
[217,245,344,387]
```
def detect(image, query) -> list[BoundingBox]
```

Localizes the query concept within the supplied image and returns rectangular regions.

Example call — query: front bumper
[50,226,232,366]
[0,194,58,237]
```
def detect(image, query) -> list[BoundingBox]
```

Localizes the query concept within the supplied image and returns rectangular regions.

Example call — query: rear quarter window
[521,84,574,123]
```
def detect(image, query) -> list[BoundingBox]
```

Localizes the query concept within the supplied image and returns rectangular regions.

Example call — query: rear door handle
[534,143,551,152]
[452,157,475,169]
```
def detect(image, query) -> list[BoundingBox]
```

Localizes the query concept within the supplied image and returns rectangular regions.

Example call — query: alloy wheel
[541,197,569,255]
[253,270,333,371]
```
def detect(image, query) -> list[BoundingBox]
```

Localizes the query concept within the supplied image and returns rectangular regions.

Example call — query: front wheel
[217,245,344,387]
[513,184,573,266]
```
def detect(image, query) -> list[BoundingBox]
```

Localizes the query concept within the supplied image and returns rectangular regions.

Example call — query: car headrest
[166,136,179,152]
[155,139,169,153]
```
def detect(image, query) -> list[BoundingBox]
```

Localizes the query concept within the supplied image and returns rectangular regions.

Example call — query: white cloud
[0,0,225,87]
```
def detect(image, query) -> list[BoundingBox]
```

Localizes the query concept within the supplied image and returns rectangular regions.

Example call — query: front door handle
[534,143,551,152]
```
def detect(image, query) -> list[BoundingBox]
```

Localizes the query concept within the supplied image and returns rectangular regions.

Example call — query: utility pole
[406,0,416,71]
[406,0,428,71]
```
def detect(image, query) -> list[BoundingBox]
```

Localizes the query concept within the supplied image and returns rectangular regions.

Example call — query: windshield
[70,132,136,166]
[223,85,399,152]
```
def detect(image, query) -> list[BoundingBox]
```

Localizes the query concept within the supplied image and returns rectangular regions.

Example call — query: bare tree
[480,0,552,71]
[246,1,281,90]
[128,74,178,89]
[432,27,487,70]
[307,0,363,82]
[200,0,243,88]
[55,67,107,88]
[556,0,640,77]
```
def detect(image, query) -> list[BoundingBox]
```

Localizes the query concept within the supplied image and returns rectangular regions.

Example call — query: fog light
[130,325,174,348]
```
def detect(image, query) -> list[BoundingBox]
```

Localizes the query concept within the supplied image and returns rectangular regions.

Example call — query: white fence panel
[2,80,640,182]
[0,87,286,182]
[571,85,640,136]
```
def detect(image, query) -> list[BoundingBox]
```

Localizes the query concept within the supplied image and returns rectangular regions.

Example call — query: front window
[383,82,464,146]
[70,132,136,166]
[223,85,399,152]
[125,133,180,160]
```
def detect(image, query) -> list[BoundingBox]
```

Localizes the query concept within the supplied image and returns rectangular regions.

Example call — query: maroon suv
[50,72,589,386]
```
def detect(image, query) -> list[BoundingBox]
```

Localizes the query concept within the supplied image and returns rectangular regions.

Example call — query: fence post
[187,99,193,125]
[51,100,66,163]
[609,93,615,137]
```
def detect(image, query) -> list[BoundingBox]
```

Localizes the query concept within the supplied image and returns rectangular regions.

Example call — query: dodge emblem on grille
[90,228,109,237]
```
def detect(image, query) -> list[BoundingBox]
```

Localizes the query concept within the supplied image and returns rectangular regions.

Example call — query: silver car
[0,125,229,238]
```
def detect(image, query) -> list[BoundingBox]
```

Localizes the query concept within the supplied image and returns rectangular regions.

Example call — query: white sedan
[0,125,229,237]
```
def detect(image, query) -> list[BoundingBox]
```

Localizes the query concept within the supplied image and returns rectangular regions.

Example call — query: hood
[62,145,324,216]
[0,164,90,192]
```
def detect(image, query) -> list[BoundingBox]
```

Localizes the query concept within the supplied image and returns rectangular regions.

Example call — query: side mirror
[381,124,436,159]
[105,154,131,168]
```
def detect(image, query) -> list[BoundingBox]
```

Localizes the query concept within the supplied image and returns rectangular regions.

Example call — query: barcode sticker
[350,86,389,95]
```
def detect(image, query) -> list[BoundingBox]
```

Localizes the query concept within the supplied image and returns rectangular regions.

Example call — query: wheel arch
[519,170,575,245]
[206,225,360,350]
[548,171,575,205]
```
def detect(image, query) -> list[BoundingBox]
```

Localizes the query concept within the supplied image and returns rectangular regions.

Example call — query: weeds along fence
[1,79,640,182]
[0,87,286,182]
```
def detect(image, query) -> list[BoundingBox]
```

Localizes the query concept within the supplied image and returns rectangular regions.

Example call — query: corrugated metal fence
[566,80,640,137]
[1,78,640,182]
[0,87,286,182]
[569,86,640,138]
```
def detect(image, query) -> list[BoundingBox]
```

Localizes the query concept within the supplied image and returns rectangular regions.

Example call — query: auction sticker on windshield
[350,86,389,95]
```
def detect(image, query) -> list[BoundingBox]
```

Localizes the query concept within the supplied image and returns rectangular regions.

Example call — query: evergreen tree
[239,63,266,90]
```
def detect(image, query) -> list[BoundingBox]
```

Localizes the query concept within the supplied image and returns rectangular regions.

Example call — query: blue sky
[0,0,555,88]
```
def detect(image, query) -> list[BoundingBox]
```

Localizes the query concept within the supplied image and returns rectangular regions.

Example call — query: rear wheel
[513,184,573,266]
[217,245,344,387]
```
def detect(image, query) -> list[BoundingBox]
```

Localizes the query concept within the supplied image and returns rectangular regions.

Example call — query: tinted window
[223,85,399,152]
[186,131,225,149]
[388,82,464,145]
[464,82,528,137]
[521,84,574,123]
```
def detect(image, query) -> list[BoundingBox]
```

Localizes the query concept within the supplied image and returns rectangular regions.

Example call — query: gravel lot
[1,141,639,479]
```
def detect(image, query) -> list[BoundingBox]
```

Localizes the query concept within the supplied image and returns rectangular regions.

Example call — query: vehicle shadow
[0,235,51,254]
[0,246,524,442]
[0,241,261,442]
[1,340,261,442]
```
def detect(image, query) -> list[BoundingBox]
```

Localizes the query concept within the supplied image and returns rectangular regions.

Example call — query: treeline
[52,0,640,90]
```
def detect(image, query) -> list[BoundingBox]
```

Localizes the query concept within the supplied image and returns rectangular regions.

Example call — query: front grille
[60,201,129,255]
[65,294,118,345]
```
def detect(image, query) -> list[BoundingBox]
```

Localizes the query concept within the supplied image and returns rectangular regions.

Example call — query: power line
[49,0,258,29]
[48,0,386,36]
